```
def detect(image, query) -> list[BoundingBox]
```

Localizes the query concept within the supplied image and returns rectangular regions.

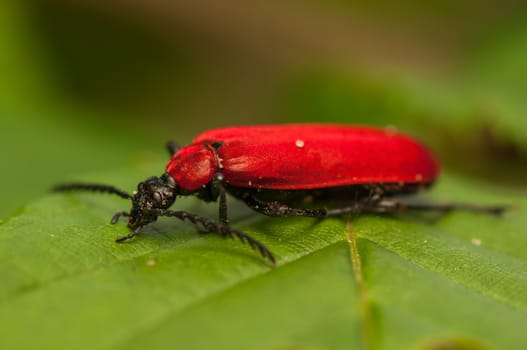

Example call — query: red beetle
[53,124,505,263]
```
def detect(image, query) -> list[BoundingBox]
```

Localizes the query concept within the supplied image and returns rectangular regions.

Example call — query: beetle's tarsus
[111,211,130,224]
[116,227,142,243]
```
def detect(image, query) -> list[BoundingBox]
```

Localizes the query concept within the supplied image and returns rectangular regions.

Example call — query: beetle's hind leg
[365,198,509,216]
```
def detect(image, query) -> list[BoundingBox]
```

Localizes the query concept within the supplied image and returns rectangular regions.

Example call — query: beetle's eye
[153,192,162,203]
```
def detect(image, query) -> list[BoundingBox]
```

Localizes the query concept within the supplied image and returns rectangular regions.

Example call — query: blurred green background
[2,2,527,350]
[1,0,527,216]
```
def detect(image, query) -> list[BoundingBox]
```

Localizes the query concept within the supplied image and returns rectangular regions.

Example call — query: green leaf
[1,167,526,350]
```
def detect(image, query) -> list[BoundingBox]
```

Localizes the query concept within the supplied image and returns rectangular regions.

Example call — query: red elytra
[53,124,505,265]
[167,124,440,191]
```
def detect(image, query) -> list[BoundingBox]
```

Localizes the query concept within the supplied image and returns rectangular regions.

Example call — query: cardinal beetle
[53,124,507,264]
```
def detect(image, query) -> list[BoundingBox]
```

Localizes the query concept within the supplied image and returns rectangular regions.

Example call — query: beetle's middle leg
[242,196,330,217]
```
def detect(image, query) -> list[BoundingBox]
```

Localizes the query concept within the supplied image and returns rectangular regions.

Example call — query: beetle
[53,124,507,264]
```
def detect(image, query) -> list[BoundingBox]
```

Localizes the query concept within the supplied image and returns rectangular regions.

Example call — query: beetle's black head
[127,173,177,229]
[52,173,179,231]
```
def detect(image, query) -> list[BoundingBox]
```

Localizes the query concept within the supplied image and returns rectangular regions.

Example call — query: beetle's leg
[242,196,328,217]
[321,189,385,217]
[151,209,275,264]
[242,192,400,218]
[218,188,228,224]
[244,196,508,218]
[365,198,508,215]
[115,226,143,242]
[166,141,181,156]
[323,204,367,216]
[111,211,130,224]
[214,174,228,224]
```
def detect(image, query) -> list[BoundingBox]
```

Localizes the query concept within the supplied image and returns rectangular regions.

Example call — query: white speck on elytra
[295,139,305,148]
[146,259,156,267]
[471,238,482,246]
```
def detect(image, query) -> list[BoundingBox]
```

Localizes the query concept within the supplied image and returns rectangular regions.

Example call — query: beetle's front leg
[151,209,275,264]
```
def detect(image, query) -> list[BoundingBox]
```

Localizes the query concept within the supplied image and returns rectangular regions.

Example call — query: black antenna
[52,183,132,200]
